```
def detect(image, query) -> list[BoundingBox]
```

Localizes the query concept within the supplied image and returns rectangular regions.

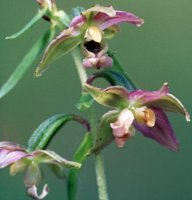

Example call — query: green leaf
[88,70,137,91]
[90,111,118,154]
[67,133,92,200]
[0,29,54,99]
[27,114,74,151]
[108,51,139,89]
[76,92,94,111]
[5,8,47,40]
[35,32,82,76]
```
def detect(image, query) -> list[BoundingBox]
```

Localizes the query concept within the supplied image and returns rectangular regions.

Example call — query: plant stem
[71,46,109,200]
[95,153,109,200]
[71,48,88,84]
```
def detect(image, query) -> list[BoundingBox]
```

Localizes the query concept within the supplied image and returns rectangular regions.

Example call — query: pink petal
[70,15,86,27]
[129,83,169,105]
[99,11,144,30]
[0,151,27,168]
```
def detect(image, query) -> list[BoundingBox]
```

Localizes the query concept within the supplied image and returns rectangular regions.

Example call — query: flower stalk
[71,40,109,200]
[71,48,88,84]
[95,153,109,200]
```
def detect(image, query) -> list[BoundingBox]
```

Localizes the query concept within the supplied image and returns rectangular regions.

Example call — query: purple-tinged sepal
[84,83,129,109]
[35,28,82,76]
[134,108,179,151]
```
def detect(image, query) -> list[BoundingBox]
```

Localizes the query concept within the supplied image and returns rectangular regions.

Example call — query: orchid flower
[0,141,81,199]
[84,83,190,151]
[35,4,144,76]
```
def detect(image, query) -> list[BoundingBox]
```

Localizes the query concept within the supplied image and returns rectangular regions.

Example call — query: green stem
[71,47,109,200]
[95,153,109,200]
[90,106,109,200]
[71,48,88,84]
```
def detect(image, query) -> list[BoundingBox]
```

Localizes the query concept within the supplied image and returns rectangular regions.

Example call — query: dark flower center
[84,41,101,54]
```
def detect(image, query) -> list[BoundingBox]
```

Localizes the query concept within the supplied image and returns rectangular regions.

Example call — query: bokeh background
[0,0,192,199]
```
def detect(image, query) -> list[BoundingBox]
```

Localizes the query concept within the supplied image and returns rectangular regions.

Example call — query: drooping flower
[0,141,81,199]
[35,5,144,76]
[84,83,190,151]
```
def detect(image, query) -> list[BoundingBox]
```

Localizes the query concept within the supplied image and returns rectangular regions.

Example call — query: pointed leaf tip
[5,8,47,40]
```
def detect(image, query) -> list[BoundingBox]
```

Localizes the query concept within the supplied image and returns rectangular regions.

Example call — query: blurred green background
[0,0,192,199]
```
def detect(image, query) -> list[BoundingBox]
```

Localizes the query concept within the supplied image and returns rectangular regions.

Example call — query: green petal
[24,162,41,187]
[35,29,82,76]
[84,83,129,109]
[0,30,54,99]
[36,150,81,169]
[5,8,47,40]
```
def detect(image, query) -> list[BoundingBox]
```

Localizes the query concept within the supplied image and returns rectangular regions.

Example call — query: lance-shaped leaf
[27,113,90,151]
[5,8,47,40]
[35,29,82,76]
[0,29,54,99]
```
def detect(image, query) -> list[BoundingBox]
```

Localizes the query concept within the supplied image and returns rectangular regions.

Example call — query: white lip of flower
[110,106,156,148]
[110,109,135,147]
